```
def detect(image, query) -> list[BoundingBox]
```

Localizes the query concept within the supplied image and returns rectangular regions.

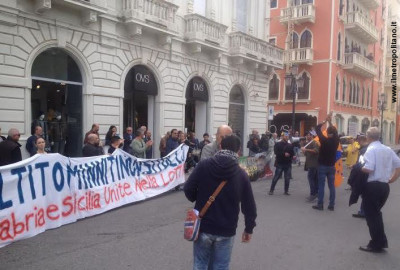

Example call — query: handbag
[184,180,227,241]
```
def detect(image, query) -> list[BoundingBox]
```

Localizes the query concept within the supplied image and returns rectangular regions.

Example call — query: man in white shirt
[360,127,400,253]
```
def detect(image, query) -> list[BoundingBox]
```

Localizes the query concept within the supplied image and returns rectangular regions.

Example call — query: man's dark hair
[171,128,177,134]
[203,133,209,137]
[327,126,338,138]
[221,134,241,153]
[111,136,121,144]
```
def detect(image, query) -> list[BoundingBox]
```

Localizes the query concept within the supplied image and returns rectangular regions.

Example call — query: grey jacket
[200,141,218,161]
[131,138,147,158]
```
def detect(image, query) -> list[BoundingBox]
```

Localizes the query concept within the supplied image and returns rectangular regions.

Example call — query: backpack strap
[198,180,227,218]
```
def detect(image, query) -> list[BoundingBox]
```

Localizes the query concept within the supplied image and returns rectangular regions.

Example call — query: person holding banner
[312,113,339,211]
[82,134,104,157]
[35,137,47,154]
[184,134,257,270]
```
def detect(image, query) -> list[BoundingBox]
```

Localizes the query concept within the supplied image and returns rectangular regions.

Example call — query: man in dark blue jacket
[269,132,294,195]
[184,134,257,270]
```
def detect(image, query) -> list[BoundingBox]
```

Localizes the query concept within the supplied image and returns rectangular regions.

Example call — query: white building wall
[0,0,282,158]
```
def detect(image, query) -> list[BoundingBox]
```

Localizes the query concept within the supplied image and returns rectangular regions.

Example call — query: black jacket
[0,137,22,166]
[316,124,339,166]
[348,144,369,206]
[82,144,104,157]
[274,140,294,165]
[184,151,257,237]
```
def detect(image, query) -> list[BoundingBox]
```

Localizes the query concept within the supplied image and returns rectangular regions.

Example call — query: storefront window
[185,77,208,135]
[31,48,83,157]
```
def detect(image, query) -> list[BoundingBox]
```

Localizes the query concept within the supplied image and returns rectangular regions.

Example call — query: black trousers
[270,164,291,193]
[363,181,390,249]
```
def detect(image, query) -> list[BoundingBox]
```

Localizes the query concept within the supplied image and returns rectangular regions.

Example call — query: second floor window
[335,75,340,101]
[193,0,206,16]
[342,79,346,102]
[300,30,312,48]
[269,74,279,100]
[297,72,310,99]
[290,32,299,49]
[237,0,247,33]
[271,0,277,8]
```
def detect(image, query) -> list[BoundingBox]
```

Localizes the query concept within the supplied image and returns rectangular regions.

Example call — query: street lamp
[284,65,304,134]
[378,92,387,142]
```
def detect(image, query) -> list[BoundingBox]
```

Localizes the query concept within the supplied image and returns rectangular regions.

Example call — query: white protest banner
[0,144,188,248]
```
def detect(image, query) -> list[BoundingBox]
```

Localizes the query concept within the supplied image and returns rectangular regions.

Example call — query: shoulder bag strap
[198,180,227,218]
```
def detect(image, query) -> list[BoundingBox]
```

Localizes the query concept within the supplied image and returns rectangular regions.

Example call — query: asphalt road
[1,164,400,270]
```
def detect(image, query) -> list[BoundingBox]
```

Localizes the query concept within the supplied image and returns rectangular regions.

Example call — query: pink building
[268,0,385,137]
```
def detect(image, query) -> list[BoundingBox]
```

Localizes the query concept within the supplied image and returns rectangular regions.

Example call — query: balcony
[358,0,379,9]
[340,12,378,44]
[284,48,313,65]
[342,53,377,78]
[42,0,108,22]
[280,3,315,25]
[123,0,179,36]
[228,32,283,69]
[184,14,228,52]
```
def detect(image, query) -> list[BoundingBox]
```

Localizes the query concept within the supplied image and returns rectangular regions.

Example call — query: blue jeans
[317,165,336,207]
[307,167,318,196]
[270,164,291,193]
[193,233,235,270]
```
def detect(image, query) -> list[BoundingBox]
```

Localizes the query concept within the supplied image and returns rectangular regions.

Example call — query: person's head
[216,125,233,145]
[146,130,151,138]
[111,135,122,147]
[326,126,338,139]
[34,126,43,136]
[35,137,46,152]
[272,133,277,139]
[179,132,186,141]
[87,134,98,145]
[251,130,259,135]
[109,125,117,133]
[171,129,178,140]
[140,125,147,133]
[295,131,299,137]
[306,131,313,141]
[358,135,368,146]
[282,132,289,142]
[92,123,99,133]
[366,127,380,143]
[8,128,20,142]
[126,127,133,134]
[252,137,259,145]
[203,133,209,141]
[135,129,144,139]
[220,134,241,154]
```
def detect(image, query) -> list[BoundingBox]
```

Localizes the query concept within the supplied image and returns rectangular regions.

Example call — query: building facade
[268,0,385,137]
[383,0,399,145]
[0,0,283,158]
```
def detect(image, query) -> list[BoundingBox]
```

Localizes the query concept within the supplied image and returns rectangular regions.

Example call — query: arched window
[361,87,365,106]
[337,33,341,60]
[367,88,370,107]
[339,0,344,15]
[298,72,310,99]
[300,30,312,48]
[356,83,360,104]
[335,114,344,134]
[342,78,346,102]
[349,81,353,104]
[290,32,299,49]
[269,74,279,100]
[335,75,340,101]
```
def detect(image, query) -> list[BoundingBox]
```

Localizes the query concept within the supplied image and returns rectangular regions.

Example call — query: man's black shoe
[284,192,290,195]
[359,246,383,253]
[268,191,274,195]
[328,205,334,211]
[312,205,323,210]
[352,213,365,218]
